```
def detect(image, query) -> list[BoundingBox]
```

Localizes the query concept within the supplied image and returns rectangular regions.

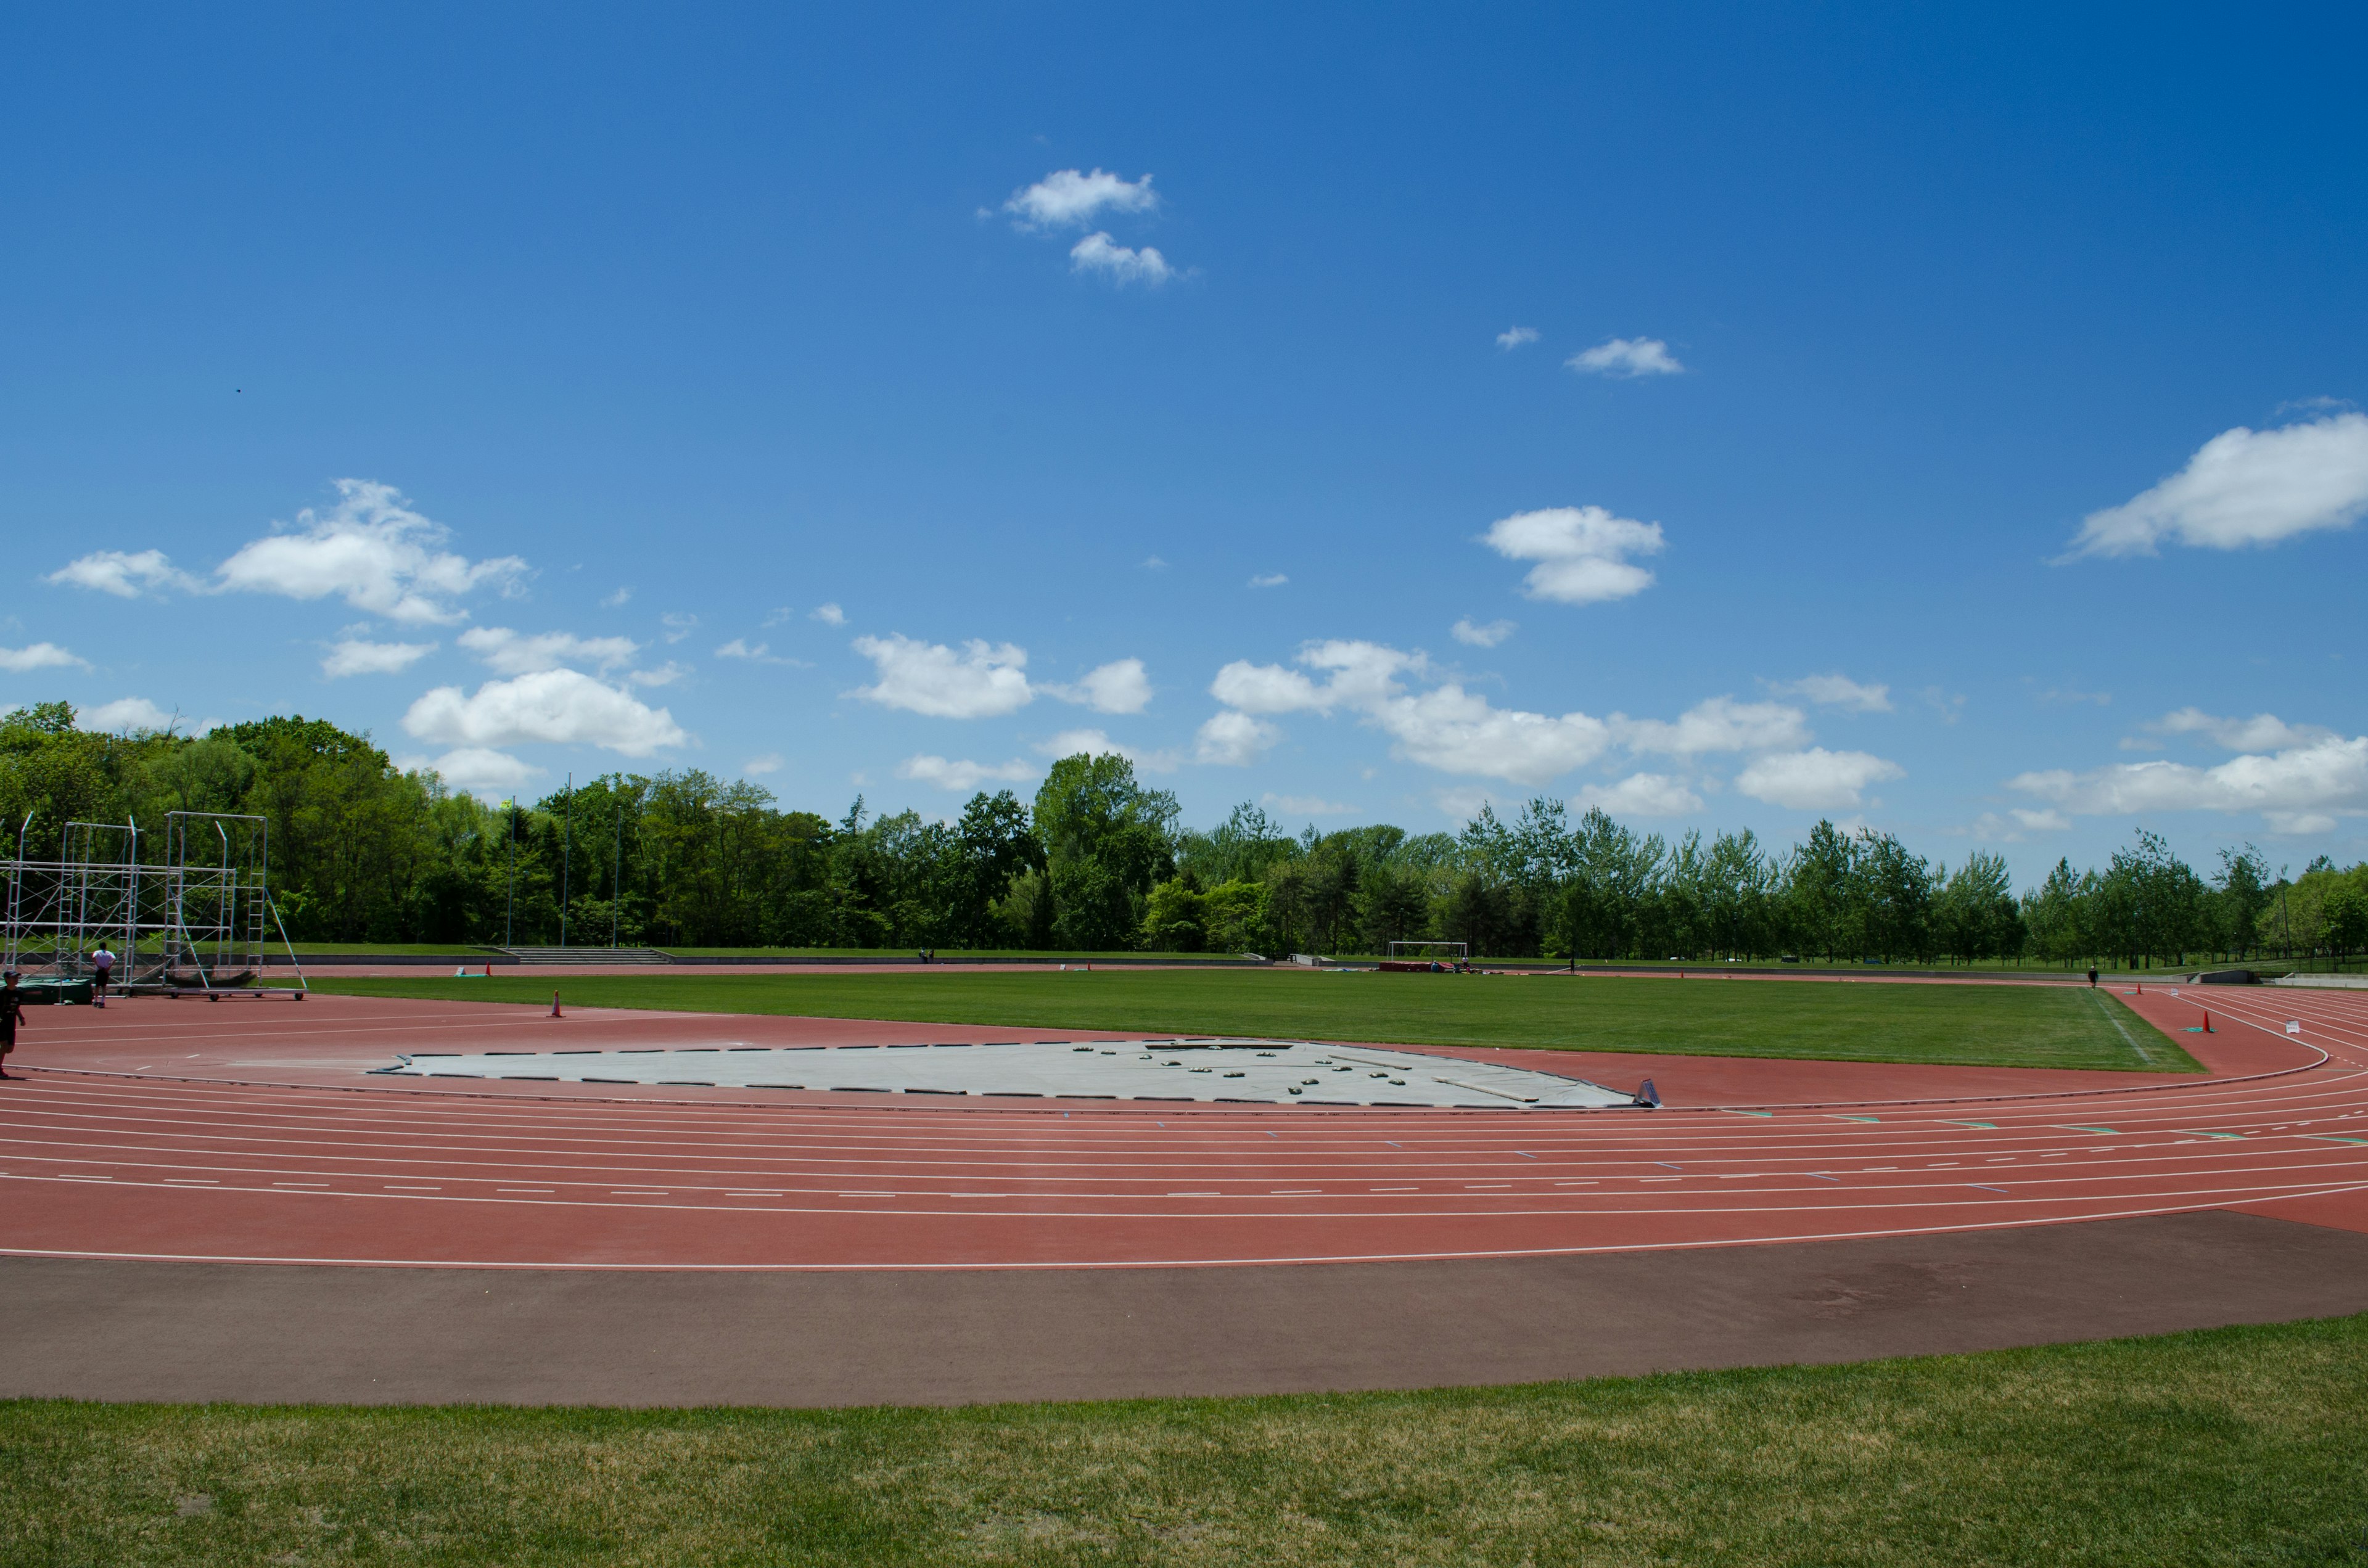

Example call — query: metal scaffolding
[1,811,305,996]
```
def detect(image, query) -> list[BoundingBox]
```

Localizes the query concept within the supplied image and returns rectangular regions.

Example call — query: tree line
[3,700,2363,966]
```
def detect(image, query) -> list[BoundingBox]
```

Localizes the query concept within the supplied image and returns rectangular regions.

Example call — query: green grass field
[309,968,2195,1072]
[6,1312,2362,1566]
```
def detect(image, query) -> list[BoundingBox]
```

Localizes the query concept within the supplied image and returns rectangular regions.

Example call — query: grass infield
[6,1313,2364,1565]
[308,969,2195,1073]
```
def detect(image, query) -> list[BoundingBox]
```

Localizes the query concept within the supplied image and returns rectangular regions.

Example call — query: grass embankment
[309,968,2193,1073]
[7,1313,2365,1565]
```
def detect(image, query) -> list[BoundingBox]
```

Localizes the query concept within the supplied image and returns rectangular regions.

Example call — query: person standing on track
[2087,964,2099,988]
[0,971,23,1079]
[89,944,116,1008]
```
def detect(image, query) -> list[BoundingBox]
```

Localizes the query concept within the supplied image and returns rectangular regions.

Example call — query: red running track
[2,985,2366,1270]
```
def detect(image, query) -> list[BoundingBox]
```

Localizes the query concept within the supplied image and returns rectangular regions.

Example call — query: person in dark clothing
[0,971,24,1079]
[89,945,116,1008]
[2087,965,2099,988]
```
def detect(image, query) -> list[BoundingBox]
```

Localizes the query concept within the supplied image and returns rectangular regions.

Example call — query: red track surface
[4,984,2365,1270]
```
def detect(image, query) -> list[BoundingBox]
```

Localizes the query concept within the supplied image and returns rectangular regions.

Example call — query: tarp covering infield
[372,1038,1653,1109]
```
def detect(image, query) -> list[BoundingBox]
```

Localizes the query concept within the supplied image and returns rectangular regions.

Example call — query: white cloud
[1264,793,1357,816]
[1961,808,2072,842]
[1003,168,1159,229]
[1481,505,1665,605]
[47,548,203,599]
[1771,673,1892,713]
[628,661,691,687]
[1142,556,1169,570]
[459,626,640,676]
[322,638,435,678]
[744,752,785,778]
[601,586,632,608]
[1248,573,1289,589]
[1070,232,1174,284]
[660,613,697,643]
[1195,710,1281,766]
[1211,660,1329,715]
[1451,618,1515,648]
[1211,640,1605,785]
[850,634,1032,719]
[2008,734,2368,834]
[1735,748,1905,810]
[1495,326,1539,350]
[897,754,1038,792]
[83,697,178,733]
[2063,414,2368,559]
[403,670,687,757]
[810,603,846,626]
[1035,728,1180,773]
[1566,337,1684,377]
[210,480,526,624]
[715,638,799,665]
[0,642,88,673]
[1376,683,1611,784]
[415,747,541,794]
[2147,707,2336,752]
[1572,772,1704,817]
[1043,658,1152,715]
[1614,697,1809,758]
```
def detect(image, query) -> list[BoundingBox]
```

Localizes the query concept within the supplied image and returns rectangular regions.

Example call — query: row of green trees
[3,700,2362,966]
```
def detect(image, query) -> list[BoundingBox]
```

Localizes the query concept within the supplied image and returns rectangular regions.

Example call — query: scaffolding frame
[1,811,306,998]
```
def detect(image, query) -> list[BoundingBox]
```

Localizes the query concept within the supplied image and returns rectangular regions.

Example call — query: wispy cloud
[46,548,201,599]
[1566,337,1684,377]
[810,603,846,627]
[459,626,640,676]
[1069,232,1174,285]
[1248,573,1288,589]
[1042,658,1152,715]
[897,754,1038,792]
[2010,732,2368,835]
[744,753,784,777]
[1450,618,1515,648]
[0,641,88,673]
[1769,673,1891,713]
[1495,326,1539,350]
[600,586,632,609]
[1735,748,1904,810]
[322,638,435,678]
[1572,772,1703,817]
[1001,168,1159,230]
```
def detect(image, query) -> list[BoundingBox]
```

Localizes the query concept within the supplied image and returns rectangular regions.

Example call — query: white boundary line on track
[7,1180,2368,1272]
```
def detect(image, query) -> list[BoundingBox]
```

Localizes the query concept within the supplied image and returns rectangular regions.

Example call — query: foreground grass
[311,968,2195,1072]
[6,1313,2366,1566]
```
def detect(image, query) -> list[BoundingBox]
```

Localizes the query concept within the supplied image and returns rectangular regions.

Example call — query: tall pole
[504,799,516,950]
[560,774,573,950]
[610,786,623,949]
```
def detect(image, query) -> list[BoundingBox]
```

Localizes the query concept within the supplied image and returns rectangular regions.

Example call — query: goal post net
[1384,941,1468,966]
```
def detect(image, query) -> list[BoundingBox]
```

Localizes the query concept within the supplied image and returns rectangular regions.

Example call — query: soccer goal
[1381,940,1469,972]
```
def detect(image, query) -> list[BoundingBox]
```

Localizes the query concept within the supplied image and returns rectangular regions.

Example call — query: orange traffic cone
[551,991,562,1018]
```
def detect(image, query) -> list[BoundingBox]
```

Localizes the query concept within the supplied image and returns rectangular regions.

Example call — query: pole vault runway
[4,982,2365,1271]
[8,982,2368,1406]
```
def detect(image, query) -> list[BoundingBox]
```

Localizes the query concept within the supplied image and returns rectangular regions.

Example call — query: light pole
[610,786,624,949]
[503,798,516,950]
[559,774,573,950]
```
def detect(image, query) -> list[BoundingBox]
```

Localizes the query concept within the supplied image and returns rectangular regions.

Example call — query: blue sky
[4,3,2363,883]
